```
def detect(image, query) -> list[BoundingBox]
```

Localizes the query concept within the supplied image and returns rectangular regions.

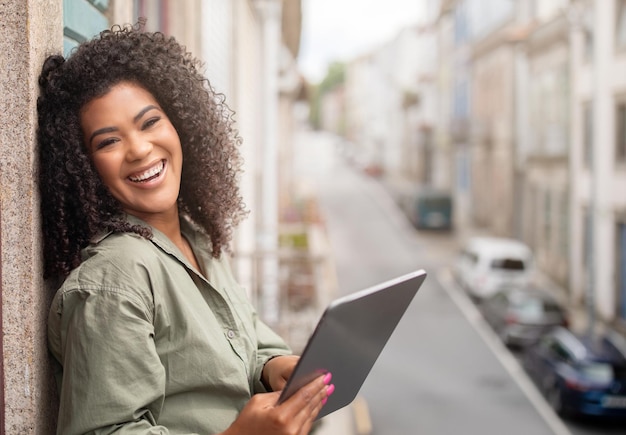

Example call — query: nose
[125,133,153,162]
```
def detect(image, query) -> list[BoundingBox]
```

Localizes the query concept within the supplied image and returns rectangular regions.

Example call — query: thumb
[273,377,288,392]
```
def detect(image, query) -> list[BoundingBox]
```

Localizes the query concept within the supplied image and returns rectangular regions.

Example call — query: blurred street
[294,129,626,435]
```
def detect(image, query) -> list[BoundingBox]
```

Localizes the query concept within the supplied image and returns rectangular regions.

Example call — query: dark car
[414,190,452,230]
[478,285,568,348]
[410,189,453,230]
[522,327,626,419]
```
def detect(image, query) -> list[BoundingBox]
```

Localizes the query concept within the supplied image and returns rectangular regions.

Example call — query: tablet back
[277,269,427,420]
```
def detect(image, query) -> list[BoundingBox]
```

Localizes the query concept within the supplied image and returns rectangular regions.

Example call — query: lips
[128,160,165,183]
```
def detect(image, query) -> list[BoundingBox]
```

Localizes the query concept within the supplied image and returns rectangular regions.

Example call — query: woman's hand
[262,355,300,391]
[222,372,335,435]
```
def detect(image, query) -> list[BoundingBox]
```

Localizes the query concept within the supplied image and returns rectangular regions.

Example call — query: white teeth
[129,161,164,182]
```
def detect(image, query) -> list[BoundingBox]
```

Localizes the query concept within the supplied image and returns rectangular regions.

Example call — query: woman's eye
[142,117,160,129]
[95,138,118,150]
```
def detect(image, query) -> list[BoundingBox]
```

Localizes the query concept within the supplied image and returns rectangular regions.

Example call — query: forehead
[80,82,159,125]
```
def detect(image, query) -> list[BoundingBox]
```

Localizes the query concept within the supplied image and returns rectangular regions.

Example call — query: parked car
[454,236,534,300]
[478,284,568,349]
[522,327,626,419]
[410,189,453,231]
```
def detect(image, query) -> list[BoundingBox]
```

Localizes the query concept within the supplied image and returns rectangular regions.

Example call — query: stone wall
[0,0,62,432]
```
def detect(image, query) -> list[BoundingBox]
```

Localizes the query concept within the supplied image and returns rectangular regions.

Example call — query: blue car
[522,327,626,419]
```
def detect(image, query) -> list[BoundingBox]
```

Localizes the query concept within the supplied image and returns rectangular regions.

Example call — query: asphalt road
[293,129,571,435]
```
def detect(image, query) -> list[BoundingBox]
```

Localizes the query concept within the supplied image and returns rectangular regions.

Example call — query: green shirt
[48,216,291,434]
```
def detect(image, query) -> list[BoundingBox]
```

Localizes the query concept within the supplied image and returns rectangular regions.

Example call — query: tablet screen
[277,270,426,420]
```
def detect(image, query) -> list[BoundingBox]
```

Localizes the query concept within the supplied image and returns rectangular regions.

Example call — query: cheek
[92,155,121,185]
[169,130,183,160]
[169,138,183,169]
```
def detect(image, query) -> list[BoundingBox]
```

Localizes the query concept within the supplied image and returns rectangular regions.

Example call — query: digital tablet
[277,269,427,420]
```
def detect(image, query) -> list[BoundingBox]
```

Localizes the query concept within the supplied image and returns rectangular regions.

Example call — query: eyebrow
[133,105,159,123]
[89,126,118,145]
[88,105,160,145]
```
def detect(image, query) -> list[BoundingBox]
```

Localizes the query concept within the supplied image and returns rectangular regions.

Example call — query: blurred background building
[313,0,626,334]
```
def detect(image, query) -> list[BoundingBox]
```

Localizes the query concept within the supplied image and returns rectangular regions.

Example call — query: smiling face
[81,81,183,227]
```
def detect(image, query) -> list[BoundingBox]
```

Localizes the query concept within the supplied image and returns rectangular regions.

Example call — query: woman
[38,22,333,434]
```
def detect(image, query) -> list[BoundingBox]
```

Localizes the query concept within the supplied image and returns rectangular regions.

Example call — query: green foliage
[318,62,345,93]
[279,231,309,250]
[308,62,345,129]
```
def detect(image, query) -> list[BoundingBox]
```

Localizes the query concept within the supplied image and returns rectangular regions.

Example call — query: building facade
[438,0,626,327]
[328,0,626,332]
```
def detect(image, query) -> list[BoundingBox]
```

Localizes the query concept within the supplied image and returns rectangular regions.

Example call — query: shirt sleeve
[49,286,198,435]
[252,311,293,393]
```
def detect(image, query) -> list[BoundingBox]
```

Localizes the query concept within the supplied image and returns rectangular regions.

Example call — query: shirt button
[227,329,236,339]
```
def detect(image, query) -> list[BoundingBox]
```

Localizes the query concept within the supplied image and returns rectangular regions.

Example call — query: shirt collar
[90,214,210,272]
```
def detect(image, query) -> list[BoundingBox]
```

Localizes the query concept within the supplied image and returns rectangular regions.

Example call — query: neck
[128,207,182,243]
[129,209,201,273]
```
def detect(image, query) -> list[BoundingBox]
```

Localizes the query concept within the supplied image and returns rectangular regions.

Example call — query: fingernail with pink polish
[326,384,335,396]
[322,372,332,385]
[322,397,328,406]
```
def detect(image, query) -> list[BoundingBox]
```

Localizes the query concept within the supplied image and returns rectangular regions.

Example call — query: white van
[454,236,535,300]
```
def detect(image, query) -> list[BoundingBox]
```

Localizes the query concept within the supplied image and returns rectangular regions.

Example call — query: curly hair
[37,23,247,279]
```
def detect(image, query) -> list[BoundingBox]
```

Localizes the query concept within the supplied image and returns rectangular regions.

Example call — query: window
[491,258,526,271]
[544,190,552,247]
[454,2,469,44]
[63,0,109,55]
[454,79,469,118]
[583,102,593,168]
[616,102,626,162]
[583,208,592,270]
[583,5,594,63]
[461,250,479,265]
[617,0,626,49]
[616,222,626,320]
[512,298,543,322]
[133,0,168,34]
[543,301,563,315]
[494,291,508,305]
[549,340,572,363]
[559,195,569,258]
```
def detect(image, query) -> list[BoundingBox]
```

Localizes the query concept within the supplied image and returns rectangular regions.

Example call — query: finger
[280,355,300,377]
[287,373,334,428]
[276,355,300,387]
[280,372,327,415]
[304,381,334,420]
[294,382,333,435]
[273,378,287,391]
[265,355,299,391]
[309,376,335,416]
[263,378,325,435]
